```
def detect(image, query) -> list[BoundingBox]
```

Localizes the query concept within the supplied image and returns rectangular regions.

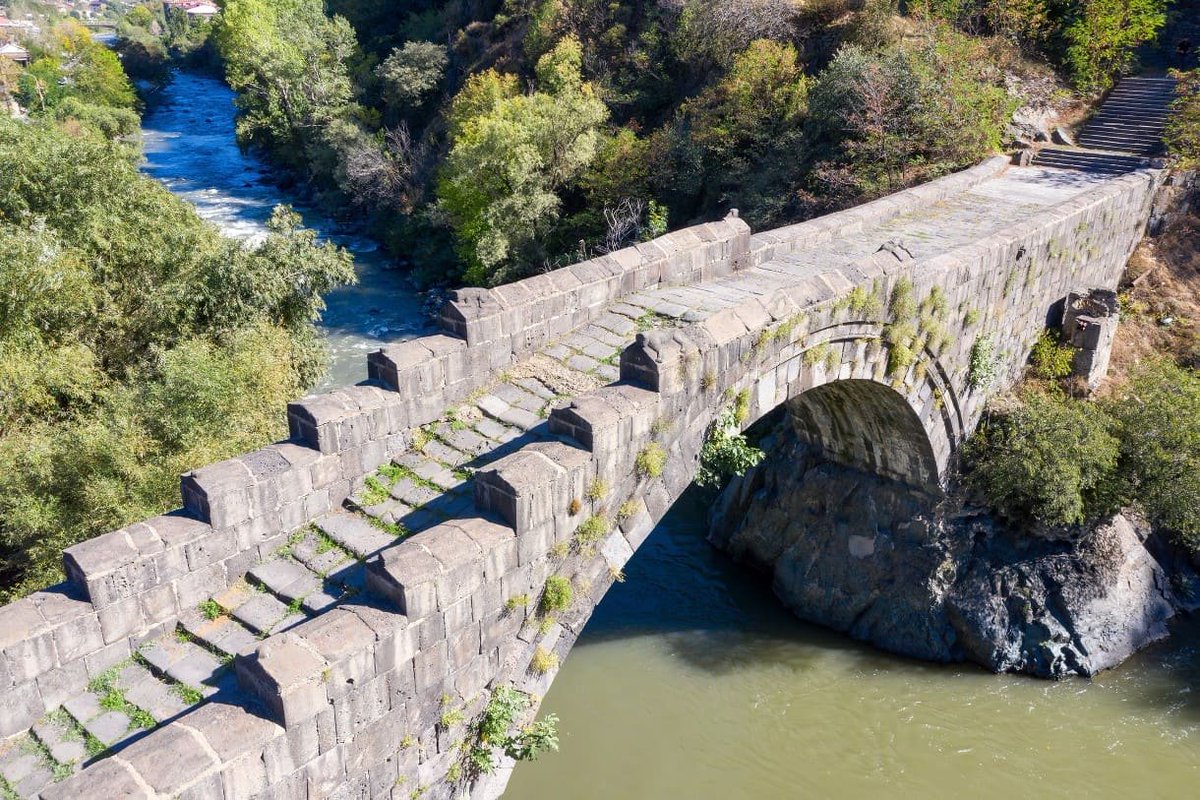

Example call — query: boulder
[709,422,1186,679]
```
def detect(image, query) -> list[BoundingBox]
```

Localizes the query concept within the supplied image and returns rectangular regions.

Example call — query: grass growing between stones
[0,775,21,799]
[574,515,609,549]
[539,576,573,616]
[88,667,156,732]
[438,694,464,730]
[366,516,409,538]
[198,599,225,621]
[530,646,558,674]
[635,442,665,478]
[504,594,529,613]
[23,729,75,780]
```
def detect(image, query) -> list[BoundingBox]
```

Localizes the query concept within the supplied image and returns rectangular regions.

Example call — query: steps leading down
[1033,75,1177,174]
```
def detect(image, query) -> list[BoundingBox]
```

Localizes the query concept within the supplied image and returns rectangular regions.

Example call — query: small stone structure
[1063,289,1120,388]
[0,155,1165,800]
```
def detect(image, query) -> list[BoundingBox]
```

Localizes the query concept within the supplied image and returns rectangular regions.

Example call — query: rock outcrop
[709,423,1192,679]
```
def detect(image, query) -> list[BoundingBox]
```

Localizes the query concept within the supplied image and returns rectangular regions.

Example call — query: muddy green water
[507,492,1200,799]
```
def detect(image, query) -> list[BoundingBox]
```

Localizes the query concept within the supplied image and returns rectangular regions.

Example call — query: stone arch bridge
[0,155,1164,799]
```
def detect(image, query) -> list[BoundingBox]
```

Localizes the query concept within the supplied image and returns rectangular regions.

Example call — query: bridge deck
[0,161,1134,797]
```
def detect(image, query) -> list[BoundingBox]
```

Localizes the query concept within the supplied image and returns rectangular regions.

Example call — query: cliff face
[709,424,1197,678]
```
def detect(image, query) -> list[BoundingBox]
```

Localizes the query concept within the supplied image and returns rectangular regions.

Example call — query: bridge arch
[786,379,939,489]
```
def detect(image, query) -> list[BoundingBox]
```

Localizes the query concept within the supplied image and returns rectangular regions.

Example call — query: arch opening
[785,379,940,489]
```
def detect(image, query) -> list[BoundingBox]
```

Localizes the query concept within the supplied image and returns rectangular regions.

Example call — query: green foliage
[0,118,353,600]
[665,39,809,225]
[438,36,609,285]
[575,514,610,545]
[808,28,1016,204]
[968,334,1001,390]
[1064,0,1167,93]
[696,405,766,488]
[539,575,573,615]
[199,599,224,621]
[1106,360,1200,547]
[635,442,666,478]
[529,645,558,674]
[376,41,448,111]
[1029,330,1075,380]
[215,0,374,198]
[966,390,1120,526]
[1166,69,1200,170]
[504,594,530,612]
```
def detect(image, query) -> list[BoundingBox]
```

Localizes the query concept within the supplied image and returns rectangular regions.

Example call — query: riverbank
[139,70,428,387]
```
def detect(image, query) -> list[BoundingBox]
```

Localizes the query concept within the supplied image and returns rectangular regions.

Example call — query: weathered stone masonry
[0,156,1163,800]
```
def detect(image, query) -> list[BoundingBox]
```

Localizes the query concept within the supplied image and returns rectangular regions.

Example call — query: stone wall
[0,216,751,752]
[4,159,1165,800]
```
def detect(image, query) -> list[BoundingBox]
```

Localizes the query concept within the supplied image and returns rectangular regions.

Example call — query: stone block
[181,456,256,528]
[35,659,87,710]
[0,679,41,737]
[367,541,441,619]
[413,639,449,692]
[188,698,283,764]
[121,724,220,795]
[238,633,330,726]
[39,757,151,800]
[474,450,566,534]
[4,626,57,685]
[292,610,378,699]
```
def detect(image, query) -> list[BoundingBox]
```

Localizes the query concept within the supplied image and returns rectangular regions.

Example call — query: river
[141,72,1200,800]
[139,71,427,388]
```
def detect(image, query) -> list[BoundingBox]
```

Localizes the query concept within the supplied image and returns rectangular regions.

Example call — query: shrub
[1166,69,1200,170]
[1064,0,1167,93]
[575,514,609,545]
[635,442,666,478]
[968,334,1001,390]
[696,406,766,488]
[1106,360,1200,548]
[965,390,1120,526]
[466,685,560,775]
[539,576,573,615]
[1029,330,1076,380]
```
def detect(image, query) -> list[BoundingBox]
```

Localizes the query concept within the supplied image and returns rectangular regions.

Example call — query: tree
[1107,360,1200,547]
[808,29,1014,204]
[667,39,809,223]
[0,117,354,599]
[437,36,608,284]
[215,0,360,171]
[1064,0,1167,93]
[1165,68,1200,169]
[674,0,801,67]
[964,390,1120,527]
[376,41,448,111]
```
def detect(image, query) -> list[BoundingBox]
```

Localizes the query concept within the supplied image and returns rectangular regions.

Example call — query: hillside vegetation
[0,21,354,600]
[184,0,1171,287]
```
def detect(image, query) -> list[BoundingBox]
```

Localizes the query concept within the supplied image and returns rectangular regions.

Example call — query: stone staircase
[1033,75,1177,173]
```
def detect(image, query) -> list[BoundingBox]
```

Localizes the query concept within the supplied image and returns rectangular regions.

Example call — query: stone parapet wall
[747,156,1011,267]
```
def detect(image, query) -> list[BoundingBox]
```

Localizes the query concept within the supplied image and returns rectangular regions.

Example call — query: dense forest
[0,19,354,599]
[113,0,1171,288]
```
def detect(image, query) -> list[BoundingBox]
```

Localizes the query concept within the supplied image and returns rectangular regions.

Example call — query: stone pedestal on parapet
[1063,289,1120,389]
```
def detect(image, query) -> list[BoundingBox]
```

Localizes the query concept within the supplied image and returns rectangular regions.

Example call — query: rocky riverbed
[709,416,1200,679]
